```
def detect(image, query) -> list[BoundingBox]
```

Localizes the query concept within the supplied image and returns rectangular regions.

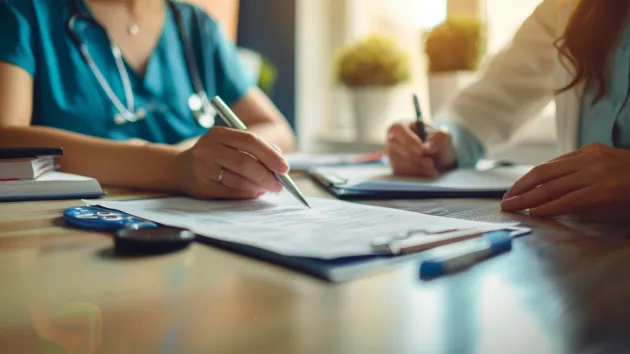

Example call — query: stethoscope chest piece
[196,113,215,129]
[189,94,215,128]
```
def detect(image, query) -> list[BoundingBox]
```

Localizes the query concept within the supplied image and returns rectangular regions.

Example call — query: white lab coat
[435,0,582,155]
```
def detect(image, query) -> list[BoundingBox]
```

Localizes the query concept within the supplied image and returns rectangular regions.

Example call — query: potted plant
[335,34,411,142]
[238,48,278,94]
[424,16,484,114]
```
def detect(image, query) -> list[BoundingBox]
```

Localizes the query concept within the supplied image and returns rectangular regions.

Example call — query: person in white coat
[386,0,630,220]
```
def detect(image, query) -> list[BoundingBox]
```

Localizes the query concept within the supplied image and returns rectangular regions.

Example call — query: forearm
[0,126,180,191]
[176,121,295,153]
[247,121,295,153]
[435,121,486,168]
[230,88,296,153]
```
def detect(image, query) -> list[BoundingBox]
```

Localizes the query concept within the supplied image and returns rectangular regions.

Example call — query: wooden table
[2,176,630,354]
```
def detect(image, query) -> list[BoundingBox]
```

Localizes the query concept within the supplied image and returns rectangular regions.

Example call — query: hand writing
[385,121,457,177]
[174,127,288,200]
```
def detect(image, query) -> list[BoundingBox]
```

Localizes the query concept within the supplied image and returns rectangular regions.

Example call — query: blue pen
[419,230,513,279]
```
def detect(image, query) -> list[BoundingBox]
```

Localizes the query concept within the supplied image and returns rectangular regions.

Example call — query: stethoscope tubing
[65,0,211,126]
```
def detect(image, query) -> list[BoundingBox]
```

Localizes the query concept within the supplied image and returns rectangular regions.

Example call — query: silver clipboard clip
[311,171,349,187]
[372,226,531,256]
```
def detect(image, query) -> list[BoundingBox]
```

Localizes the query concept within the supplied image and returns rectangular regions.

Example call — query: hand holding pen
[210,96,310,208]
[385,94,458,177]
[173,123,290,200]
[170,96,298,201]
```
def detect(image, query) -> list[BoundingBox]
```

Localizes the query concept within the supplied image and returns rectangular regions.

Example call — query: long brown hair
[555,0,630,103]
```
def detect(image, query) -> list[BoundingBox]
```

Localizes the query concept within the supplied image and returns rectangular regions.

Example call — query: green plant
[335,34,411,87]
[257,56,278,95]
[424,16,484,73]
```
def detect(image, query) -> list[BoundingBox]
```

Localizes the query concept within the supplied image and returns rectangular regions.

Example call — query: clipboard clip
[372,226,531,256]
[371,228,457,249]
[312,171,349,186]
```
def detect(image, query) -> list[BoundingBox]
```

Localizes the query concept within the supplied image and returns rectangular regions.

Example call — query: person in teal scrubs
[385,0,630,220]
[0,0,295,200]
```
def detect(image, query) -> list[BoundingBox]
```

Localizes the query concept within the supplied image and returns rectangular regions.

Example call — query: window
[296,0,447,152]
[296,0,556,154]
[484,0,556,145]
[485,0,541,54]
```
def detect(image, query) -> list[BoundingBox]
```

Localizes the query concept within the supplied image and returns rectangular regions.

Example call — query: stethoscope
[66,0,216,128]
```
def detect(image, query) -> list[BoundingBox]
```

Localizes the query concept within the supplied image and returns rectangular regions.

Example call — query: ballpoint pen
[419,230,513,279]
[209,96,311,208]
[412,94,427,141]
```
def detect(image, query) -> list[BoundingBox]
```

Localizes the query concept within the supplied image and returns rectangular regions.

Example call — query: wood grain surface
[2,176,630,354]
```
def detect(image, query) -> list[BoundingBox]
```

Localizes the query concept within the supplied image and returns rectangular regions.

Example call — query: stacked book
[0,147,104,202]
[0,155,58,181]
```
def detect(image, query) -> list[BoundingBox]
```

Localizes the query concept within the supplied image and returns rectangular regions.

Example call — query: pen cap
[419,230,513,279]
[484,230,513,254]
[419,261,445,279]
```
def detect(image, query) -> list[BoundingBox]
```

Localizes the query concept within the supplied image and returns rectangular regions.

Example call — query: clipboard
[308,168,509,200]
[85,195,533,283]
[196,226,532,283]
[285,152,386,173]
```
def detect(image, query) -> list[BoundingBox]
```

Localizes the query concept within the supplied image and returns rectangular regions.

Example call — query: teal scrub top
[0,0,255,145]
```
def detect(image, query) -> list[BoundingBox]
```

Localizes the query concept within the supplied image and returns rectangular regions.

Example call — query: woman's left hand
[500,143,630,217]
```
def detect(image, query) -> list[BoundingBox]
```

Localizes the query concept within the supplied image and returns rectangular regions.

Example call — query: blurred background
[190,0,554,164]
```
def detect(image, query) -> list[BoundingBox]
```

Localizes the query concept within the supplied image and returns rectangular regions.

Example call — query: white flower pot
[428,71,477,115]
[350,87,397,142]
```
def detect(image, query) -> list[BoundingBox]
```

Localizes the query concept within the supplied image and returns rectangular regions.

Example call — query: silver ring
[218,168,224,184]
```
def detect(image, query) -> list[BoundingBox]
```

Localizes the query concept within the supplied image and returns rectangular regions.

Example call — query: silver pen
[209,96,311,208]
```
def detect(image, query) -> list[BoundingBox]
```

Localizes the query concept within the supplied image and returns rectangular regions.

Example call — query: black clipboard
[308,168,508,200]
[196,226,532,283]
[196,237,418,283]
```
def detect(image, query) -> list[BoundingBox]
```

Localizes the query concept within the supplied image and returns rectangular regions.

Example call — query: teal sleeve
[435,121,486,168]
[203,14,255,105]
[0,1,36,76]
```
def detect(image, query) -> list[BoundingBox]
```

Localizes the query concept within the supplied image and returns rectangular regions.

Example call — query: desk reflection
[31,301,102,354]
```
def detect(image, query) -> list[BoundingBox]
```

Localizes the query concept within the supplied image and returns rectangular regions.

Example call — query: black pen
[412,94,427,141]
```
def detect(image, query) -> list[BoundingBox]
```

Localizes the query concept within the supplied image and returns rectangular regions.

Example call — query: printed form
[85,193,508,259]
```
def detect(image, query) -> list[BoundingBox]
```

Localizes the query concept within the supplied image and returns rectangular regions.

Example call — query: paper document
[85,193,512,259]
[311,165,533,192]
[284,152,385,171]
